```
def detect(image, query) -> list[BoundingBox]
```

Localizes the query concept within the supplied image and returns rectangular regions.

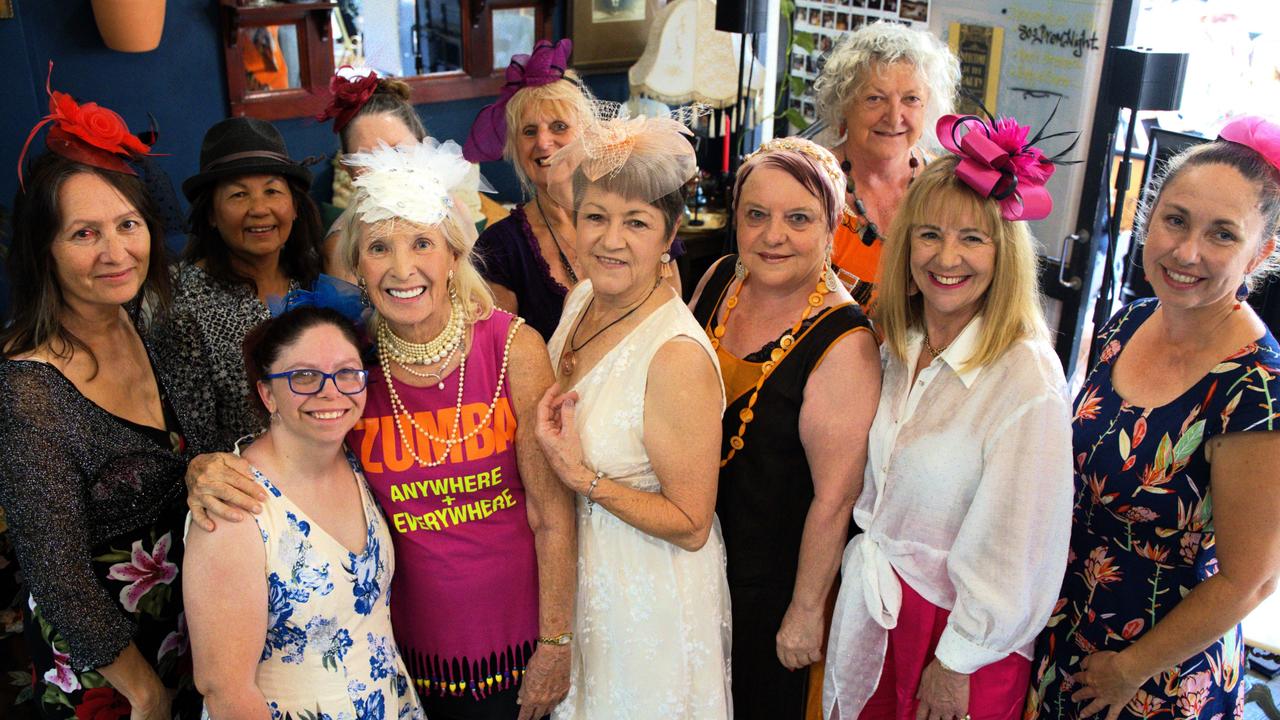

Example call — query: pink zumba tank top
[347,310,539,700]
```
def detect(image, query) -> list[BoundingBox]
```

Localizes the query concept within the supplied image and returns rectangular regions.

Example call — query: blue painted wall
[0,0,628,207]
[0,0,627,310]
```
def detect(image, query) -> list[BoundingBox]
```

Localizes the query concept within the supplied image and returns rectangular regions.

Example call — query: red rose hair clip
[17,63,158,190]
[316,67,381,133]
[936,107,1078,222]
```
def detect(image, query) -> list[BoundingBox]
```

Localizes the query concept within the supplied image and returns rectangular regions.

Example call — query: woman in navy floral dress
[1030,117,1280,720]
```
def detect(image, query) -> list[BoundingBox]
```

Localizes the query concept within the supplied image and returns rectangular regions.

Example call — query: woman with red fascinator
[0,73,208,718]
[315,67,433,281]
[1029,117,1280,720]
[823,114,1076,720]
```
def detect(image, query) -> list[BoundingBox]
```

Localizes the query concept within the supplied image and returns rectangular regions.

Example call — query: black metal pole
[1090,106,1140,367]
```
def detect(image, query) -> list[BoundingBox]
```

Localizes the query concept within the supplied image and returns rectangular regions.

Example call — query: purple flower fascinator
[463,39,574,163]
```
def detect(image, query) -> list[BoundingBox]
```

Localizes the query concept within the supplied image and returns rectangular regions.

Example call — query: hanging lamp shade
[628,0,765,110]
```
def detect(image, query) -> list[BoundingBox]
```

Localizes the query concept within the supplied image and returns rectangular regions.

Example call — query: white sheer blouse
[824,317,1075,719]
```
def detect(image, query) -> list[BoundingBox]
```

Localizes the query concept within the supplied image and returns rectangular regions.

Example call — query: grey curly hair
[813,23,960,150]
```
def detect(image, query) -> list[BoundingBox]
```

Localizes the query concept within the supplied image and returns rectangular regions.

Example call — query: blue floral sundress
[237,455,423,720]
[1030,299,1280,720]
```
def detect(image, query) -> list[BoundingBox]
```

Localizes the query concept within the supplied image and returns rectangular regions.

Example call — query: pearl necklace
[378,317,523,468]
[393,340,461,390]
[380,293,465,365]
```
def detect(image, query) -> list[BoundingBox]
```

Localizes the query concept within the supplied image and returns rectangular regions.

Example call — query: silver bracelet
[585,470,603,515]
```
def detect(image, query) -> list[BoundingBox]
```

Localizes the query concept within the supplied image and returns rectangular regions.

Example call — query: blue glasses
[264,368,369,395]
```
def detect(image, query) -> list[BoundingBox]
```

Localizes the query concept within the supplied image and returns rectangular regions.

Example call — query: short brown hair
[338,78,429,153]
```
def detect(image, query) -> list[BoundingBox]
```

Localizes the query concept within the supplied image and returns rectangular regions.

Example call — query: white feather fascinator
[343,137,494,227]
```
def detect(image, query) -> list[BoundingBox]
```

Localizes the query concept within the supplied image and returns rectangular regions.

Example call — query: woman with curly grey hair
[812,22,960,304]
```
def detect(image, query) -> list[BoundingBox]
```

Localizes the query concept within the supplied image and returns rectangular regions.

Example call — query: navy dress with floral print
[235,455,423,720]
[1030,299,1280,720]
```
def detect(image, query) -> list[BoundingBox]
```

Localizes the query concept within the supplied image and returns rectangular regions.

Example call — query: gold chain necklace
[377,316,523,468]
[708,271,829,466]
[923,333,949,360]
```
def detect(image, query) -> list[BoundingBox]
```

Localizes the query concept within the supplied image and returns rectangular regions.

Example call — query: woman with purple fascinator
[464,40,680,341]
[1029,116,1280,720]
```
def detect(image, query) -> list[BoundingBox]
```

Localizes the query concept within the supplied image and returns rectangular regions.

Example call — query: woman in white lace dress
[534,112,732,719]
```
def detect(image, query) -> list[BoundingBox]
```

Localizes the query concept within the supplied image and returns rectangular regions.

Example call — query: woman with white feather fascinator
[183,136,578,719]
[335,136,578,720]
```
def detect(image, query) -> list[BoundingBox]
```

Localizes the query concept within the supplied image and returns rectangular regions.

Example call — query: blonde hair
[814,23,960,150]
[502,72,594,193]
[335,200,494,334]
[876,156,1048,371]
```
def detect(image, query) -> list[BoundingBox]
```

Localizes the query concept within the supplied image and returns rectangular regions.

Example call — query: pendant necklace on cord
[840,151,920,247]
[535,195,578,285]
[558,279,661,378]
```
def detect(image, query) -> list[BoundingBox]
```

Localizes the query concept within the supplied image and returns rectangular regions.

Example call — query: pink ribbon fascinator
[463,39,574,163]
[936,109,1078,222]
[1218,115,1280,174]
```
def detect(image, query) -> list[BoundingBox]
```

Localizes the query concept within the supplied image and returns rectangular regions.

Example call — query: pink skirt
[858,576,1030,720]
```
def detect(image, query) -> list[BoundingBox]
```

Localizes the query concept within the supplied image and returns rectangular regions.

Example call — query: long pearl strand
[378,317,524,468]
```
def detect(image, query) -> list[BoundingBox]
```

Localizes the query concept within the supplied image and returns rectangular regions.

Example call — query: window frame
[220,0,555,120]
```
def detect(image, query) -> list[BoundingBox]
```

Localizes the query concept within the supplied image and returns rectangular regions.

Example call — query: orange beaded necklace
[708,271,830,467]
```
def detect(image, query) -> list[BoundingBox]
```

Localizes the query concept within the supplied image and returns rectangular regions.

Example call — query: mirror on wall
[222,0,553,119]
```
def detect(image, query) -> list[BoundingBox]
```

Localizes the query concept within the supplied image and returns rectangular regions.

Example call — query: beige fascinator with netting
[546,102,704,211]
[343,137,493,236]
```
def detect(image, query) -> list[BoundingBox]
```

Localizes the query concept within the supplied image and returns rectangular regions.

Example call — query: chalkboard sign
[930,0,1112,256]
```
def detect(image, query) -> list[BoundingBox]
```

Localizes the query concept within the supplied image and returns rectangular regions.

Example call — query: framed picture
[570,0,669,72]
[0,0,12,19]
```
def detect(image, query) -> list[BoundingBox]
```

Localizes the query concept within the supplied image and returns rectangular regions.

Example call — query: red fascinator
[316,67,381,133]
[1218,115,1280,174]
[936,110,1078,222]
[17,63,157,190]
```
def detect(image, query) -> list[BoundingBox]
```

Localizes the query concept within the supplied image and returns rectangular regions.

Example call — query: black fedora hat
[182,117,312,201]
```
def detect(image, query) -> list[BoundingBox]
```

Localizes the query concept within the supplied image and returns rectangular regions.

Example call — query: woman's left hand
[534,384,589,492]
[915,658,969,720]
[1071,651,1143,720]
[517,644,571,720]
[776,602,825,670]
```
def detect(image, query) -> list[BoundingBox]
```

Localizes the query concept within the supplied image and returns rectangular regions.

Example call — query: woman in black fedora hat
[152,117,324,451]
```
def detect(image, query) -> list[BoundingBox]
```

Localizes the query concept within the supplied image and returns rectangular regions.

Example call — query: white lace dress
[548,281,733,720]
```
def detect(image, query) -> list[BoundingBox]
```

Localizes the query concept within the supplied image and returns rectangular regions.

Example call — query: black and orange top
[691,256,873,594]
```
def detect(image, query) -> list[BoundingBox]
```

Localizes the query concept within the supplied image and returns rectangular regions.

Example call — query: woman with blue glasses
[183,305,423,720]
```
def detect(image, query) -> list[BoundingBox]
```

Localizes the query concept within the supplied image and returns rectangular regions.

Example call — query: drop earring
[357,277,370,307]
[1235,281,1250,310]
[659,251,674,279]
[734,256,747,281]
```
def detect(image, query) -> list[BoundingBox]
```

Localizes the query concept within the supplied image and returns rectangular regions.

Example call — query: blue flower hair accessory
[267,274,366,325]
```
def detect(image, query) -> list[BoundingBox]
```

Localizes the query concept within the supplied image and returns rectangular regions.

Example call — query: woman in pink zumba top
[185,138,576,720]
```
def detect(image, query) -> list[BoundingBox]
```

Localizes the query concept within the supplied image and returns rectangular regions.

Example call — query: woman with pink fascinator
[823,114,1076,720]
[534,109,731,718]
[1029,117,1280,720]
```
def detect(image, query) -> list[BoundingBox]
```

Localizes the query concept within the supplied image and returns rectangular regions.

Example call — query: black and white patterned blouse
[150,263,297,452]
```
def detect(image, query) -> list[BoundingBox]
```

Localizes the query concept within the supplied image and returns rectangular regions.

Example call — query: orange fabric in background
[832,221,883,286]
[243,26,288,91]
